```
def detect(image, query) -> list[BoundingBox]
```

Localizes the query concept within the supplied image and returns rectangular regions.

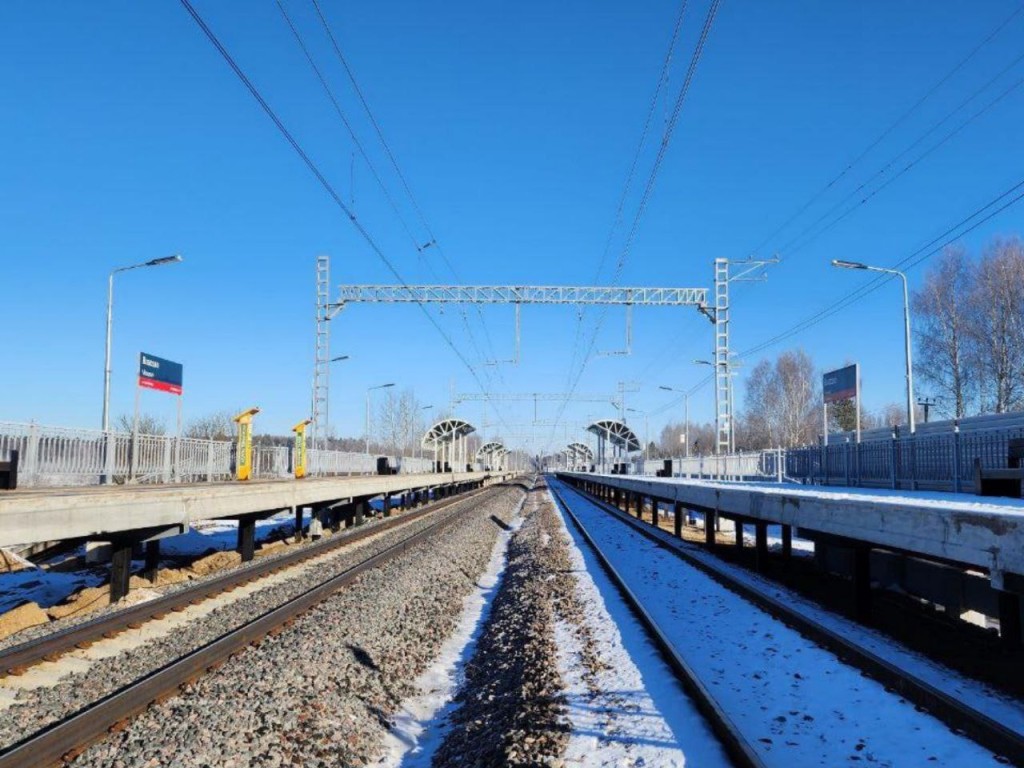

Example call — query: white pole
[103,271,115,433]
[899,271,916,434]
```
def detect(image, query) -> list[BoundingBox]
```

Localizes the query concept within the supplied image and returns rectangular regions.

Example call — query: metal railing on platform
[0,421,444,488]
[629,410,1024,494]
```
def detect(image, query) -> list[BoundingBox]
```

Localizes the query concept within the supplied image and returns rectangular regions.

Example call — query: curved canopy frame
[422,418,476,449]
[566,442,594,460]
[586,420,640,453]
[476,441,505,461]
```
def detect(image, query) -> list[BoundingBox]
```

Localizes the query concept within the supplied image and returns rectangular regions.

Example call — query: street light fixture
[102,254,183,434]
[832,259,915,433]
[329,355,350,363]
[659,384,690,458]
[365,383,396,454]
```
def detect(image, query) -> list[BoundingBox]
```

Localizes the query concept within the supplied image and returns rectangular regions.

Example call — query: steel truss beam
[334,285,707,307]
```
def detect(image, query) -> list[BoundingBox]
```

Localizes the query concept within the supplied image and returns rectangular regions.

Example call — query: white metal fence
[636,451,781,481]
[630,411,1024,493]
[0,421,446,488]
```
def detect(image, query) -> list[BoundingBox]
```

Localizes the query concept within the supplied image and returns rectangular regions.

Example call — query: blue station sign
[138,352,183,396]
[823,363,857,404]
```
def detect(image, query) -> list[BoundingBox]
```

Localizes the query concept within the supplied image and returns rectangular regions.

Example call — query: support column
[110,541,133,602]
[650,498,658,526]
[355,499,367,526]
[383,494,392,519]
[998,591,1022,650]
[673,502,683,538]
[781,525,793,561]
[755,522,768,572]
[237,517,256,562]
[853,545,872,621]
[734,519,744,551]
[144,540,160,584]
[705,511,715,547]
[294,506,304,540]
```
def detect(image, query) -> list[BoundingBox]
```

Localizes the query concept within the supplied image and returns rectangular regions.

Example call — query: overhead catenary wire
[563,0,690,387]
[178,0,513,434]
[547,0,723,455]
[307,0,507,397]
[275,0,502,400]
[737,175,1024,360]
[775,54,1024,260]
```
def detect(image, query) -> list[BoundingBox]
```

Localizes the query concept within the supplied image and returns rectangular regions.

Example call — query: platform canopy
[422,418,476,449]
[476,441,505,460]
[587,420,640,453]
[566,442,594,460]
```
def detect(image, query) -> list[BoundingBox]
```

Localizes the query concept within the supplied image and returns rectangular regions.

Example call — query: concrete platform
[0,472,500,548]
[558,473,1024,587]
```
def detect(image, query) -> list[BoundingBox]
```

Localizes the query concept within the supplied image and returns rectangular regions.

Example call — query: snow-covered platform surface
[558,472,1024,584]
[550,477,1011,767]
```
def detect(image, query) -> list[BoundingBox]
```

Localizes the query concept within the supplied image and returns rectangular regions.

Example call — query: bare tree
[377,389,429,455]
[967,237,1024,414]
[185,410,237,441]
[743,349,818,448]
[117,413,165,436]
[658,420,717,456]
[912,246,977,418]
[877,402,904,428]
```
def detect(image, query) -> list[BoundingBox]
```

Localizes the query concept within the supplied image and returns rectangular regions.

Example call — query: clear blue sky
[2,1,1022,454]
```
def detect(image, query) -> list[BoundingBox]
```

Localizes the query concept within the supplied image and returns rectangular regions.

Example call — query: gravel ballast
[0,485,516,750]
[66,482,527,768]
[429,480,570,767]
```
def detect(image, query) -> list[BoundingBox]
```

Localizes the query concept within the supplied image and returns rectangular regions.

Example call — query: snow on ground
[643,503,1024,738]
[0,568,106,613]
[375,496,526,767]
[550,477,1002,767]
[551,490,731,768]
[0,512,295,613]
[159,511,294,556]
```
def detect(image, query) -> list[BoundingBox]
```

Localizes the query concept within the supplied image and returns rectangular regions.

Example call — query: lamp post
[659,385,690,458]
[832,259,915,434]
[365,383,395,454]
[102,255,183,433]
[419,405,434,459]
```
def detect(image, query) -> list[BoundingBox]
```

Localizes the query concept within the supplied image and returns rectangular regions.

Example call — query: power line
[776,52,1024,259]
[307,0,505,381]
[738,176,1024,360]
[547,0,723,454]
[564,0,691,384]
[746,2,1024,259]
[178,0,512,433]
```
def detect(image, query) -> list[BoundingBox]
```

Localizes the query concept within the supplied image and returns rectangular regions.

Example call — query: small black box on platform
[0,449,18,490]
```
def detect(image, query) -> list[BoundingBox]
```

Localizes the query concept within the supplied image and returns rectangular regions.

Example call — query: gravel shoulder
[0,487,512,749]
[67,482,527,768]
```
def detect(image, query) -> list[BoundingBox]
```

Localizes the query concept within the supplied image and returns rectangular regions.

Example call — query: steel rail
[0,482,499,677]
[0,480,518,768]
[557,477,1024,767]
[548,481,765,768]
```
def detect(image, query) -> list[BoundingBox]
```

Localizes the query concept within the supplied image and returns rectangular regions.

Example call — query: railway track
[549,477,1023,768]
[0,482,497,678]
[0,480,515,768]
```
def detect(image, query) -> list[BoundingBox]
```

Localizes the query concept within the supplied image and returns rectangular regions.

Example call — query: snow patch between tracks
[376,497,526,767]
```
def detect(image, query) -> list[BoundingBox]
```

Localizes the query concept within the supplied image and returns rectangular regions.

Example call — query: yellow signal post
[292,419,313,479]
[233,407,260,481]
